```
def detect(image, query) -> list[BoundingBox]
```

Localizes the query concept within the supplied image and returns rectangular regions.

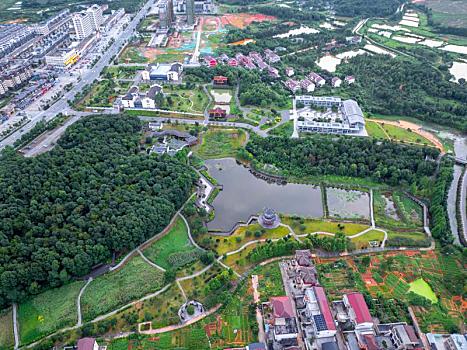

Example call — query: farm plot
[255,263,285,302]
[18,281,84,345]
[142,216,202,270]
[179,263,226,305]
[0,308,14,349]
[81,256,165,321]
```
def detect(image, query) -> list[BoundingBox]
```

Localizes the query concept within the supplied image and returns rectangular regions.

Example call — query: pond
[327,188,370,220]
[449,61,467,83]
[205,158,323,232]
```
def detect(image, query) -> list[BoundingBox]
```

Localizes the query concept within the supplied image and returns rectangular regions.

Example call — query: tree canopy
[0,115,197,307]
[246,135,439,186]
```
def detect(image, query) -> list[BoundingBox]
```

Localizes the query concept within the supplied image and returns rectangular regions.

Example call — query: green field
[269,121,294,138]
[408,278,438,303]
[81,256,164,321]
[0,308,14,350]
[142,216,200,270]
[18,281,84,345]
[198,223,290,255]
[161,87,209,113]
[351,230,385,249]
[366,121,389,139]
[195,128,247,159]
[381,124,432,146]
[119,47,149,64]
[282,217,369,236]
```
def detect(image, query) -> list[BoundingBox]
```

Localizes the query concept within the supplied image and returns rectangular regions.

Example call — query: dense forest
[339,55,467,132]
[245,135,439,186]
[0,116,197,307]
[331,0,403,17]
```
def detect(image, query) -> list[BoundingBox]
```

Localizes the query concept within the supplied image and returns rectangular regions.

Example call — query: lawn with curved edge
[142,216,200,270]
[81,256,164,321]
[282,217,369,236]
[351,230,385,249]
[18,281,85,345]
[408,278,438,303]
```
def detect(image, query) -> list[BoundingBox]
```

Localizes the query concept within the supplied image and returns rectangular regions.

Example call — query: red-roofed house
[268,296,298,341]
[343,293,374,331]
[361,334,379,350]
[213,75,228,85]
[345,75,355,84]
[209,107,227,119]
[228,58,238,67]
[304,287,337,338]
[204,56,217,67]
[77,338,99,350]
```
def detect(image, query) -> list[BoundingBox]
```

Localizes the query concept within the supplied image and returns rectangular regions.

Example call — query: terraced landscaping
[81,256,165,321]
[18,281,84,345]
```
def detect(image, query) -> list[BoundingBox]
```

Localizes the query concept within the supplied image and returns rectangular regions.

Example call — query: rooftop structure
[142,63,183,81]
[159,0,175,29]
[186,0,195,25]
[268,296,299,341]
[258,208,280,228]
[343,292,373,330]
[77,338,98,350]
[303,286,336,339]
[389,324,422,350]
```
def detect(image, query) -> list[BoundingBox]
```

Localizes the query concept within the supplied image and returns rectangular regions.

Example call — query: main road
[0,0,157,151]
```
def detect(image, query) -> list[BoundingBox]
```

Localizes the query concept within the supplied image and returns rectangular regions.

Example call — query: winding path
[13,303,19,350]
[77,278,93,327]
[137,250,166,272]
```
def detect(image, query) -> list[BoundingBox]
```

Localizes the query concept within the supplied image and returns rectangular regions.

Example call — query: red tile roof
[313,286,336,330]
[77,338,95,350]
[346,292,372,324]
[363,334,378,350]
[270,296,294,319]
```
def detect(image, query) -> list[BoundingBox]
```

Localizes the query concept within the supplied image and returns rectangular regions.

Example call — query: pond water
[382,194,400,220]
[449,61,467,82]
[440,44,467,55]
[205,158,323,232]
[364,44,396,57]
[327,188,370,220]
[274,26,320,38]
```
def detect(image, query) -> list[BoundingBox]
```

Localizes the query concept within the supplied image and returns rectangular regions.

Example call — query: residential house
[300,79,315,92]
[204,55,217,67]
[331,77,342,88]
[121,86,139,108]
[209,107,227,119]
[269,296,299,341]
[343,292,373,332]
[345,75,355,84]
[346,36,362,45]
[213,75,228,85]
[285,67,295,77]
[284,79,301,93]
[141,84,162,109]
[268,66,280,79]
[303,286,337,339]
[264,48,280,63]
[77,338,99,350]
[142,63,183,81]
[256,60,268,70]
[249,51,263,64]
[295,250,313,267]
[308,72,325,87]
[389,325,423,350]
[227,58,238,67]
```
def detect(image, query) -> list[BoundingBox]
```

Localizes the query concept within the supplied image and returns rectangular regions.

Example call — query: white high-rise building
[87,5,104,30]
[72,5,103,40]
[72,12,94,40]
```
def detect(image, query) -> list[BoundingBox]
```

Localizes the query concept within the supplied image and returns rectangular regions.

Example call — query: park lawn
[351,230,385,249]
[269,120,294,137]
[365,120,389,139]
[381,124,432,146]
[81,256,165,321]
[142,216,200,270]
[387,231,427,241]
[195,128,247,159]
[162,87,209,113]
[153,53,187,64]
[102,66,143,79]
[0,308,14,349]
[199,224,291,255]
[408,278,438,303]
[282,217,369,236]
[18,281,85,345]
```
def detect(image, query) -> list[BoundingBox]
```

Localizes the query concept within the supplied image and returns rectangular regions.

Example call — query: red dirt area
[221,13,276,29]
[362,273,378,287]
[204,322,217,337]
[148,337,160,341]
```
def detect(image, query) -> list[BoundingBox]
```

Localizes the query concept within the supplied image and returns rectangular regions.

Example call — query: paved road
[459,169,467,244]
[0,0,156,151]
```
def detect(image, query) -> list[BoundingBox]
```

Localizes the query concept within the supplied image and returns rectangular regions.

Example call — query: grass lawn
[162,87,209,113]
[381,124,432,146]
[351,230,385,249]
[118,47,149,64]
[198,223,290,255]
[366,120,389,139]
[102,66,144,79]
[408,278,438,303]
[195,128,247,159]
[269,121,294,138]
[0,308,14,349]
[81,256,165,321]
[387,231,427,241]
[142,216,200,270]
[282,217,369,236]
[223,242,269,274]
[153,53,187,63]
[18,281,84,344]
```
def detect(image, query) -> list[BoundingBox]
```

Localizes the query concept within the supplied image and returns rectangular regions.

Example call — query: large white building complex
[295,96,367,136]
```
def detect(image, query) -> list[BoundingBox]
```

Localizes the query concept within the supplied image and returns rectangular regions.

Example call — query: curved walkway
[13,303,19,350]
[77,278,93,327]
[180,213,205,251]
[137,249,166,272]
